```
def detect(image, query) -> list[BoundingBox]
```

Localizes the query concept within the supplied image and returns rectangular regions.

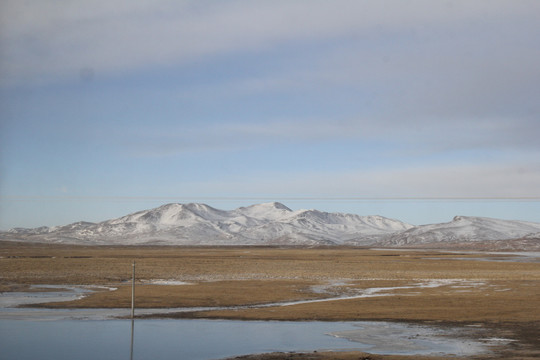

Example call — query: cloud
[186,162,540,199]
[2,0,539,86]
[117,111,540,160]
[3,0,539,188]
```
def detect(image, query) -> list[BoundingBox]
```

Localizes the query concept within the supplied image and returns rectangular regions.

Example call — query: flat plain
[1,241,539,359]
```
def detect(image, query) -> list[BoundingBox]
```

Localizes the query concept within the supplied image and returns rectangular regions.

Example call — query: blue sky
[1,0,540,229]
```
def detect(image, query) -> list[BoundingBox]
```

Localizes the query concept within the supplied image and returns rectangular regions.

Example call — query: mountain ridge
[2,202,539,250]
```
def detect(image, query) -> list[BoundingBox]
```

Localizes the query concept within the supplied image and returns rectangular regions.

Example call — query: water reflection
[0,319,497,360]
[130,319,135,360]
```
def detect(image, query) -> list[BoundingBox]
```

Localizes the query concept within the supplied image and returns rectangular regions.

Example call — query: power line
[1,196,540,201]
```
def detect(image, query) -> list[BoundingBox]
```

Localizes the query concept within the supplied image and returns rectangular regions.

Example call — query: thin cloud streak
[185,163,540,199]
[120,115,540,158]
[4,162,539,201]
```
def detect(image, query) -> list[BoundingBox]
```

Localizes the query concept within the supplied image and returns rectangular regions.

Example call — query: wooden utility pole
[131,261,135,319]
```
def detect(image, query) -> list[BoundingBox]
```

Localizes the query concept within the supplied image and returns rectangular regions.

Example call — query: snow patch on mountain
[0,202,411,246]
[2,203,539,250]
[381,215,540,246]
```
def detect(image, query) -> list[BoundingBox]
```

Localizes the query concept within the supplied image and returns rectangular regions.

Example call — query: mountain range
[2,202,539,250]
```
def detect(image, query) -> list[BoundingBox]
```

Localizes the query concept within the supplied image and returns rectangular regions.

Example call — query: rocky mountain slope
[2,202,539,250]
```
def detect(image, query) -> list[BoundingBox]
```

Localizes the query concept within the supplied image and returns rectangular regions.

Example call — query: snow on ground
[143,279,192,285]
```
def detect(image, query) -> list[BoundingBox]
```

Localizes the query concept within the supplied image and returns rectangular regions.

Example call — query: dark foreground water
[0,318,489,360]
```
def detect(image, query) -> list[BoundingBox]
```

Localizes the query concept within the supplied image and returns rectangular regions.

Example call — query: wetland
[1,242,539,359]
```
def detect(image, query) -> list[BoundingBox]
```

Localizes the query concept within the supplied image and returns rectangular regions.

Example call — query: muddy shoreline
[218,321,539,360]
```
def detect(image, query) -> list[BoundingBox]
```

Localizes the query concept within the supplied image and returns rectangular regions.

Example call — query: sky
[1,0,540,229]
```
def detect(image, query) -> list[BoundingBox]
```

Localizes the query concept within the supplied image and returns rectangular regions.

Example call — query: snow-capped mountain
[2,203,539,250]
[1,202,412,246]
[380,215,540,249]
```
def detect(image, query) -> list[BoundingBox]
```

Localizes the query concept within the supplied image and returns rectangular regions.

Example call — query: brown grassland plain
[0,241,539,359]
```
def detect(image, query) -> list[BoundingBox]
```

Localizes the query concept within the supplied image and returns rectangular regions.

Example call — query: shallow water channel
[0,286,502,359]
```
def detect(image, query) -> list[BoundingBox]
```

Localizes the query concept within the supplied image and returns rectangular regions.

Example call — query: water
[373,248,540,263]
[0,286,499,359]
[424,251,540,263]
[0,286,94,307]
[0,318,488,360]
[0,279,479,320]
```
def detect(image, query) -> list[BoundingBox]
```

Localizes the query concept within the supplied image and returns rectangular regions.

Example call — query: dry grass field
[1,241,539,359]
